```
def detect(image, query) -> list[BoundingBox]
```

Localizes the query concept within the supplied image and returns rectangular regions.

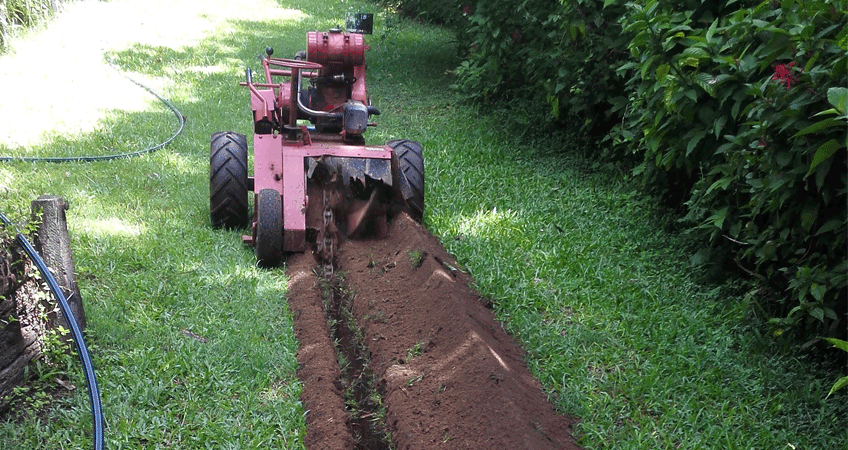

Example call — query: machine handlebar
[266,58,322,70]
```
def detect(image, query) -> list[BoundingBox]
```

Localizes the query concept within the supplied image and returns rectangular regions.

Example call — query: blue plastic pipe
[0,211,104,450]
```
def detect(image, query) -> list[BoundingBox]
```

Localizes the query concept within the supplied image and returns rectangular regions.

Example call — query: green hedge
[615,0,846,339]
[391,0,847,341]
[452,0,633,138]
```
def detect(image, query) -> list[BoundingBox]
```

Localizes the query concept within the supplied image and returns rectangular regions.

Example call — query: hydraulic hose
[0,54,185,163]
[0,212,104,450]
[296,70,342,119]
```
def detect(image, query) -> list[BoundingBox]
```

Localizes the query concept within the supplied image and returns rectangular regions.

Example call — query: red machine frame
[241,33,394,253]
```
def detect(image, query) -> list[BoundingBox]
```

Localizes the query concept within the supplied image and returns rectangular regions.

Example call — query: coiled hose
[1,212,104,450]
[0,54,185,163]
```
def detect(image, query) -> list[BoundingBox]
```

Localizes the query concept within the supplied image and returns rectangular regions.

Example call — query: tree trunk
[30,195,86,333]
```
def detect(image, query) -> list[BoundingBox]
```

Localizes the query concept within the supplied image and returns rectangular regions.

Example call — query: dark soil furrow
[286,253,354,450]
[287,213,579,450]
[321,271,392,450]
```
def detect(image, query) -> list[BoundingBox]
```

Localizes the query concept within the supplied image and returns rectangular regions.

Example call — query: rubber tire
[388,139,425,222]
[210,132,249,229]
[256,188,283,267]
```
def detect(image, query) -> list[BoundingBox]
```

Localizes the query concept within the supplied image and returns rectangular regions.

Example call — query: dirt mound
[287,213,579,449]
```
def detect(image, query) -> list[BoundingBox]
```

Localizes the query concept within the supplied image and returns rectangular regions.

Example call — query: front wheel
[255,189,283,267]
[388,139,424,222]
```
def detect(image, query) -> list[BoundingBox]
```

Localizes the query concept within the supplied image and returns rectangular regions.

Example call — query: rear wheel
[388,139,424,221]
[210,132,248,229]
[256,188,283,267]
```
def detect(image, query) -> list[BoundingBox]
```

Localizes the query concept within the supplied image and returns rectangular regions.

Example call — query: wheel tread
[388,139,425,220]
[210,132,249,229]
[256,188,283,267]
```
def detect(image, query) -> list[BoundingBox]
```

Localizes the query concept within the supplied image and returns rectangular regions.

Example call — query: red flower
[772,62,797,89]
[461,4,471,15]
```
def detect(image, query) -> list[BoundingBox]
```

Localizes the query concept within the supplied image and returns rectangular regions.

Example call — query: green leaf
[641,55,659,79]
[686,130,707,156]
[693,72,717,96]
[804,51,820,73]
[812,108,839,117]
[824,338,848,352]
[624,20,647,34]
[763,242,776,260]
[705,19,719,42]
[681,46,709,59]
[775,151,792,168]
[793,118,844,138]
[714,115,727,137]
[816,219,843,236]
[710,206,728,229]
[810,283,826,303]
[814,154,834,192]
[656,64,670,84]
[681,57,700,68]
[810,307,824,321]
[731,100,742,119]
[827,376,848,398]
[827,87,848,115]
[800,202,819,233]
[706,177,731,195]
[825,308,838,320]
[806,139,843,176]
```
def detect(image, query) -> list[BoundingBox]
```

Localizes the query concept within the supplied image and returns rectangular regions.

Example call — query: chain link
[318,182,337,279]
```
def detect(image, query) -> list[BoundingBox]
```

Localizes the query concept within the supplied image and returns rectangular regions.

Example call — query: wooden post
[30,195,86,333]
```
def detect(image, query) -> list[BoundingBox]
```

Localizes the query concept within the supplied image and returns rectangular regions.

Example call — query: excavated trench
[285,213,580,450]
[320,270,391,449]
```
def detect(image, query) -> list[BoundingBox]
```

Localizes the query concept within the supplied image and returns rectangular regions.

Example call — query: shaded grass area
[0,0,845,449]
[366,14,846,450]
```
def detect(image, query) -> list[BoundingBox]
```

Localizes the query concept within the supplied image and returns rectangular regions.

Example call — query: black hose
[0,212,104,450]
[0,54,185,163]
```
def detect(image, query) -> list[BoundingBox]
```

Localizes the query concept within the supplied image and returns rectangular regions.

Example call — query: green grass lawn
[1,0,845,448]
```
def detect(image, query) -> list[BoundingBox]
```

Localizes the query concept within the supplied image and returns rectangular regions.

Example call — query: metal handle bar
[265,57,322,70]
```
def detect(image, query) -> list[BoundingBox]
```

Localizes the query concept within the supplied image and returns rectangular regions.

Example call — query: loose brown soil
[286,213,579,450]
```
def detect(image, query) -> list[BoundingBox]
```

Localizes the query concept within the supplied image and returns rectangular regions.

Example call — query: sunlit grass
[83,217,145,237]
[0,0,306,150]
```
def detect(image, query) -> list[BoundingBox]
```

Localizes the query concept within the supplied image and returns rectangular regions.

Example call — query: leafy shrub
[615,0,847,338]
[376,0,468,26]
[391,0,847,341]
[451,0,634,138]
[452,0,561,107]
